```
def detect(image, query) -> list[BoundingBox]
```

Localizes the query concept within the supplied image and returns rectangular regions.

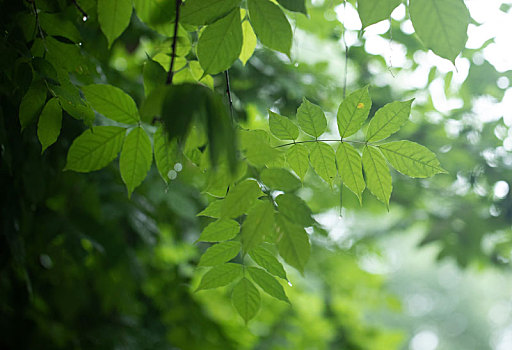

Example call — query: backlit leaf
[154,126,178,184]
[197,9,243,75]
[196,263,243,291]
[231,277,260,323]
[276,215,310,274]
[366,99,413,142]
[198,219,240,242]
[378,141,447,178]
[37,98,62,153]
[221,179,263,218]
[286,144,309,180]
[241,200,275,252]
[362,146,392,207]
[409,0,469,62]
[336,143,365,203]
[269,110,299,140]
[82,84,140,124]
[275,193,315,227]
[197,200,223,218]
[240,13,257,65]
[296,98,327,138]
[19,79,46,131]
[337,86,371,138]
[198,241,241,266]
[248,0,292,56]
[181,0,241,25]
[240,129,283,167]
[260,168,301,192]
[65,126,125,172]
[248,267,289,303]
[143,58,166,96]
[357,0,401,28]
[98,0,133,48]
[119,127,152,197]
[309,142,337,185]
[249,245,288,280]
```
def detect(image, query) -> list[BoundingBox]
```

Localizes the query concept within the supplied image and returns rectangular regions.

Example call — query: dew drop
[287,281,293,287]
[82,16,88,22]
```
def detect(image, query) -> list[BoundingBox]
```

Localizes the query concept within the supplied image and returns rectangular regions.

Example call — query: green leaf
[37,98,62,153]
[39,12,82,43]
[337,86,371,138]
[231,277,260,323]
[260,168,301,192]
[196,263,243,291]
[82,84,140,124]
[248,0,292,56]
[181,0,241,25]
[336,143,365,203]
[143,58,166,96]
[286,144,309,180]
[197,9,243,75]
[241,200,275,252]
[199,219,241,242]
[309,142,337,185]
[275,193,315,227]
[133,0,175,29]
[65,126,126,172]
[247,267,289,303]
[240,129,283,167]
[297,98,327,138]
[119,127,152,197]
[97,0,133,48]
[198,241,241,267]
[249,245,288,280]
[154,126,178,184]
[197,200,223,218]
[409,0,470,62]
[366,99,413,142]
[362,146,392,207]
[268,110,299,140]
[240,13,257,65]
[277,0,307,15]
[357,0,401,28]
[221,179,263,218]
[378,141,447,178]
[59,98,95,127]
[19,79,46,131]
[276,215,310,274]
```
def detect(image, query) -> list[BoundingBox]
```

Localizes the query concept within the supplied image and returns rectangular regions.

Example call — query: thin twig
[28,0,46,46]
[342,0,349,99]
[72,0,88,20]
[274,139,370,148]
[166,0,182,85]
[224,70,234,120]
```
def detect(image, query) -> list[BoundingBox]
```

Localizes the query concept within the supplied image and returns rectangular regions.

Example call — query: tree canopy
[1,0,512,349]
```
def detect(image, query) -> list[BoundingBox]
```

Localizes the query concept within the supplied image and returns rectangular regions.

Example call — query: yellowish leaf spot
[357,103,365,109]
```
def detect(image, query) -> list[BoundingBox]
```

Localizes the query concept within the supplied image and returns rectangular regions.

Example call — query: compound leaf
[241,200,275,252]
[309,142,337,185]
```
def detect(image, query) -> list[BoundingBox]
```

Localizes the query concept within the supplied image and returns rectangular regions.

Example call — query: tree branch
[166,0,183,85]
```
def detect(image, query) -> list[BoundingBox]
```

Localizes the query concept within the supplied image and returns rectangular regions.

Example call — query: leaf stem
[225,70,234,120]
[166,0,182,85]
[275,139,370,148]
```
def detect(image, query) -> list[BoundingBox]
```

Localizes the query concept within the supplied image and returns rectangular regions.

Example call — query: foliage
[1,0,511,348]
